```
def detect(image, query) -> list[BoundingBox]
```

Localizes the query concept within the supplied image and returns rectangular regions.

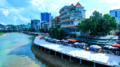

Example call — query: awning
[67,39,78,42]
[112,43,120,47]
[109,46,119,49]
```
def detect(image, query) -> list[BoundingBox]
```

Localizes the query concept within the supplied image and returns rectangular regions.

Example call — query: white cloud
[67,0,79,4]
[48,3,59,12]
[14,16,18,22]
[14,22,16,25]
[31,0,44,4]
[95,0,120,10]
[50,3,59,8]
[3,9,9,16]
[0,8,9,16]
[0,22,6,25]
[86,8,102,18]
[31,2,39,6]
[19,15,29,22]
[95,0,105,3]
[86,10,94,18]
[96,0,120,4]
[39,8,41,10]
[0,7,24,17]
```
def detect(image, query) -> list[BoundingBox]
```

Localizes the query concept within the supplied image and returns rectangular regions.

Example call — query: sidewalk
[34,37,120,67]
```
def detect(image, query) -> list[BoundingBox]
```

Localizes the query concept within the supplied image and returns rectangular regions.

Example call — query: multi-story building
[51,18,55,28]
[31,19,40,31]
[110,9,120,24]
[41,13,51,22]
[59,2,86,37]
[110,9,120,30]
[41,12,51,31]
[50,16,60,28]
[27,23,31,30]
[55,16,60,27]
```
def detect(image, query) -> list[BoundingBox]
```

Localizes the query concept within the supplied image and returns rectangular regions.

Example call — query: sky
[0,0,120,25]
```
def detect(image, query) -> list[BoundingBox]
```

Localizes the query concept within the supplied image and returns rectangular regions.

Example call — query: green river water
[0,33,52,67]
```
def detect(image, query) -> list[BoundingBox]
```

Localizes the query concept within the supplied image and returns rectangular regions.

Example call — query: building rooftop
[71,3,74,6]
[75,2,84,8]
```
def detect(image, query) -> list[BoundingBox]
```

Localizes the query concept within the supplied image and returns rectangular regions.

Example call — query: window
[69,29,72,32]
[76,29,79,32]
[115,11,117,17]
[80,11,81,14]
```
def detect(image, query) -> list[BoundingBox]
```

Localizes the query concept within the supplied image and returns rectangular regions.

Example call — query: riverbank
[31,43,88,67]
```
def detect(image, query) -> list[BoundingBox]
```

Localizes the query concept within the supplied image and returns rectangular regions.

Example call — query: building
[50,16,60,28]
[59,2,86,37]
[31,19,40,31]
[41,12,51,31]
[50,18,55,28]
[55,16,60,27]
[27,23,31,30]
[110,9,120,24]
[41,13,51,22]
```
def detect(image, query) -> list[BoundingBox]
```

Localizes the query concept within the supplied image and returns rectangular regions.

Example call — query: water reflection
[0,33,52,67]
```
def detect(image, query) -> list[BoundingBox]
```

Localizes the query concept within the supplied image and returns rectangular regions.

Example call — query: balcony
[60,19,80,23]
[60,14,83,19]
[60,10,68,15]
[61,25,76,28]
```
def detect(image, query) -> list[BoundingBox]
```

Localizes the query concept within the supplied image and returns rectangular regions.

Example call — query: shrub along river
[0,33,52,67]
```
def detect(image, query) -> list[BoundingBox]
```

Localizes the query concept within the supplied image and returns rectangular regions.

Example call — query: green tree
[39,28,44,32]
[77,11,118,35]
[28,28,33,32]
[49,25,64,39]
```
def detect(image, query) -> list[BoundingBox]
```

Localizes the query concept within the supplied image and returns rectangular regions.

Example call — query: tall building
[31,19,40,31]
[41,13,51,22]
[59,2,86,37]
[41,12,51,31]
[110,9,120,24]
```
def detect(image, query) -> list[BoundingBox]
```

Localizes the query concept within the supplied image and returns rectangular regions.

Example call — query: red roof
[71,3,74,6]
[75,2,84,8]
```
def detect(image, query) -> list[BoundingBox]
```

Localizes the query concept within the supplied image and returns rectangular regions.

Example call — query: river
[0,33,52,67]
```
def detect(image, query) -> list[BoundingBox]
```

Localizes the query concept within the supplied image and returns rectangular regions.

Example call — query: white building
[59,2,86,37]
[110,9,120,24]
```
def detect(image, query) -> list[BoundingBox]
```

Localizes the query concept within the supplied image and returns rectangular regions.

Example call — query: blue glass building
[41,13,51,22]
[31,19,40,30]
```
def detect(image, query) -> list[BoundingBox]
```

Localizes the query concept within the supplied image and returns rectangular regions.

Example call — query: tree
[25,28,28,31]
[49,25,64,39]
[39,28,44,32]
[28,28,33,32]
[77,11,118,35]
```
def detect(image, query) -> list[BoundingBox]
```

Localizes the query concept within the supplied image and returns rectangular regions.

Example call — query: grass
[0,32,4,36]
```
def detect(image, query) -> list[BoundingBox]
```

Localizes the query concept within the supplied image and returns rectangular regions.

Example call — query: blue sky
[0,0,120,25]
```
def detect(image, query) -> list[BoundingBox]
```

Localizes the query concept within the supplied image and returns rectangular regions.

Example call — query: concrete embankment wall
[31,43,88,67]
